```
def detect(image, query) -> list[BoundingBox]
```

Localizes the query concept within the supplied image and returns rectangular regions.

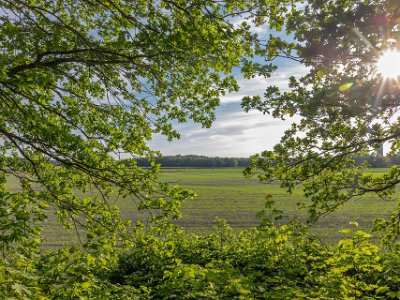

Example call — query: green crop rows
[158,168,399,243]
[7,168,399,246]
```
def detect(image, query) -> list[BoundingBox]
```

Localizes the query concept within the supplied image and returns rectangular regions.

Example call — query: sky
[149,62,308,157]
[149,21,308,158]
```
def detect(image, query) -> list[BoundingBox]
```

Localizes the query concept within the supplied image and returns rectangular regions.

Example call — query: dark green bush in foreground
[2,221,400,299]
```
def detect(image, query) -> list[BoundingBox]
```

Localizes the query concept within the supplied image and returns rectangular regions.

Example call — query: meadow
[7,168,399,246]
[158,168,399,243]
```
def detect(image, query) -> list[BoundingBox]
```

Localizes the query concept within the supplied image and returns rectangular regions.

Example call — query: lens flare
[339,82,354,92]
[377,50,400,78]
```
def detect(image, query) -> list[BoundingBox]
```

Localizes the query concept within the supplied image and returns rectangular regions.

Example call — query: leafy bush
[2,220,400,299]
[107,221,400,299]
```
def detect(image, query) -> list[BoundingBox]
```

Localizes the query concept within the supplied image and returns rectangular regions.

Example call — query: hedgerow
[3,220,400,299]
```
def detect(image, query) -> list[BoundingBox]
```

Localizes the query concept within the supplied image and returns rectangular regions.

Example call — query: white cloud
[221,63,309,103]
[149,108,300,157]
[149,59,308,157]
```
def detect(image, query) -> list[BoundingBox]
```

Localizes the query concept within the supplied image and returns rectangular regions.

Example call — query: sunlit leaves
[0,0,273,260]
[245,0,400,240]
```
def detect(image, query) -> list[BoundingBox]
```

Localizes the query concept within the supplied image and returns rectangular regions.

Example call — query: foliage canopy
[0,0,278,255]
[245,0,400,240]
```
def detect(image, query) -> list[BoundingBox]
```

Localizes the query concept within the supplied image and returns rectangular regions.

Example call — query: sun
[377,50,400,78]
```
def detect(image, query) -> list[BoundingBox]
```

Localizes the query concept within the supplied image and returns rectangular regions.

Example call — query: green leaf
[376,286,390,294]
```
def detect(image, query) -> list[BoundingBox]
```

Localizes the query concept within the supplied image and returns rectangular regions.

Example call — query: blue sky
[149,62,307,157]
[149,21,307,158]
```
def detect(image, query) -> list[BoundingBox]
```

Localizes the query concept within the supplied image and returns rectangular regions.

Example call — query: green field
[7,168,400,246]
[157,168,399,243]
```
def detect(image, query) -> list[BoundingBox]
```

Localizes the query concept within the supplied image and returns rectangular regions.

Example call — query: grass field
[158,168,399,243]
[6,168,400,246]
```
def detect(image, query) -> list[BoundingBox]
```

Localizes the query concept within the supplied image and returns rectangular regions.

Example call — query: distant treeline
[134,155,251,168]
[46,153,400,169]
[354,154,400,168]
[132,154,400,168]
